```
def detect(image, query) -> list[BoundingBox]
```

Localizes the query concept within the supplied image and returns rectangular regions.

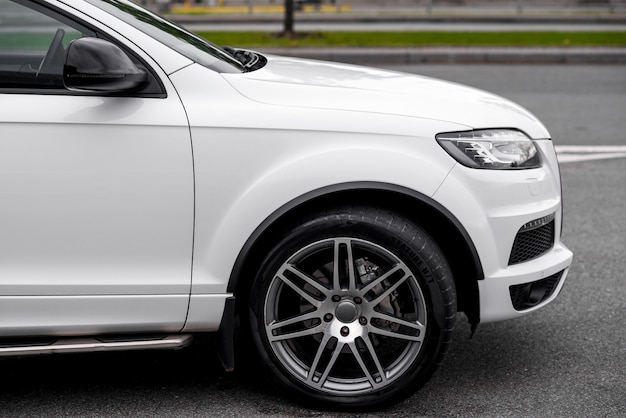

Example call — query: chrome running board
[0,334,193,357]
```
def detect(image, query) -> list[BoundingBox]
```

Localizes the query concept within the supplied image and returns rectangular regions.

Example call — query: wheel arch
[229,182,483,325]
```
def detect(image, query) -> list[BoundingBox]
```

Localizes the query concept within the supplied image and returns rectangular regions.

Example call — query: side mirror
[64,37,148,92]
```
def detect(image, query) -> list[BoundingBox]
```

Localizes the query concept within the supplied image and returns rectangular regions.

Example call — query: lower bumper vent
[509,270,564,311]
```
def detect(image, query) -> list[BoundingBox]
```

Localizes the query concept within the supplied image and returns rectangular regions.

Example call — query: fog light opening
[509,271,564,311]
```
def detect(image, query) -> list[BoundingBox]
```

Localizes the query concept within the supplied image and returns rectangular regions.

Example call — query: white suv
[0,0,573,409]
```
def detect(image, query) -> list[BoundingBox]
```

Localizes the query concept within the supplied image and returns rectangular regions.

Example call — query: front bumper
[432,139,573,322]
[478,242,572,322]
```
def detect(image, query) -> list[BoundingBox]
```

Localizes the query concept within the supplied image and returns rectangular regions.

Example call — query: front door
[0,0,194,337]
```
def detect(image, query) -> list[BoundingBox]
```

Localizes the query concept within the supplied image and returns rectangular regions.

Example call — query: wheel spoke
[331,238,358,291]
[306,333,333,385]
[309,337,344,388]
[267,310,321,333]
[347,341,379,389]
[360,334,389,386]
[369,325,424,343]
[277,269,321,307]
[269,323,323,342]
[368,271,411,307]
[346,240,357,292]
[284,265,330,297]
[332,239,342,291]
[371,312,425,338]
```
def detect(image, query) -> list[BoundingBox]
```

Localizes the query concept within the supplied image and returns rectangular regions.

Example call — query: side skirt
[0,334,193,357]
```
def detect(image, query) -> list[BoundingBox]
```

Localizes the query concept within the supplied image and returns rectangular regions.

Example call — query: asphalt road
[1,65,625,417]
[384,65,626,146]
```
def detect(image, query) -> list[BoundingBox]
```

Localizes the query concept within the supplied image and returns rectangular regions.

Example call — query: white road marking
[554,145,626,164]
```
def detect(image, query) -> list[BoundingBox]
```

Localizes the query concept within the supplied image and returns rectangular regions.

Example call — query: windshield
[85,0,245,73]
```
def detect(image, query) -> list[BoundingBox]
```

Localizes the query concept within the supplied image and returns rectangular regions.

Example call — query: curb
[256,47,626,65]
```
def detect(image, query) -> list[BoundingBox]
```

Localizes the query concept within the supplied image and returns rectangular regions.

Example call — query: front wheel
[249,207,456,409]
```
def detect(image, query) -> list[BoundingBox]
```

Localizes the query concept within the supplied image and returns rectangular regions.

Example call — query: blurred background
[139,0,626,15]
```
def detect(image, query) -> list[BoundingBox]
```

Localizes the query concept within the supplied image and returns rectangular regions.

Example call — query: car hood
[222,55,550,138]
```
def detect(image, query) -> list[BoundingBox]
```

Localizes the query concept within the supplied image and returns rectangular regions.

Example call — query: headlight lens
[436,129,541,169]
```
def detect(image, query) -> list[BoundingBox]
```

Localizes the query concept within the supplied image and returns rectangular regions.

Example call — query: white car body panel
[0,295,190,337]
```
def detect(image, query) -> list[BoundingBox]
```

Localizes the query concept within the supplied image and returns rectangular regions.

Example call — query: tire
[248,206,456,409]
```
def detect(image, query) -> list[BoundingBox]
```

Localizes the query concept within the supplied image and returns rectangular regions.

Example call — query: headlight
[436,129,541,169]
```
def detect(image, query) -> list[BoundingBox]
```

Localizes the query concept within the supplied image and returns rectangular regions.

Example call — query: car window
[0,0,94,89]
[85,0,245,73]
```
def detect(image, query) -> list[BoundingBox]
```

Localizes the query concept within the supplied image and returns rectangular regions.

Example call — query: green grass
[2,31,623,50]
[197,31,626,48]
[0,34,55,49]
[0,33,83,50]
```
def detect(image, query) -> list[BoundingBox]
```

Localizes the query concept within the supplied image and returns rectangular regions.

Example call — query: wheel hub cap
[335,300,358,323]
